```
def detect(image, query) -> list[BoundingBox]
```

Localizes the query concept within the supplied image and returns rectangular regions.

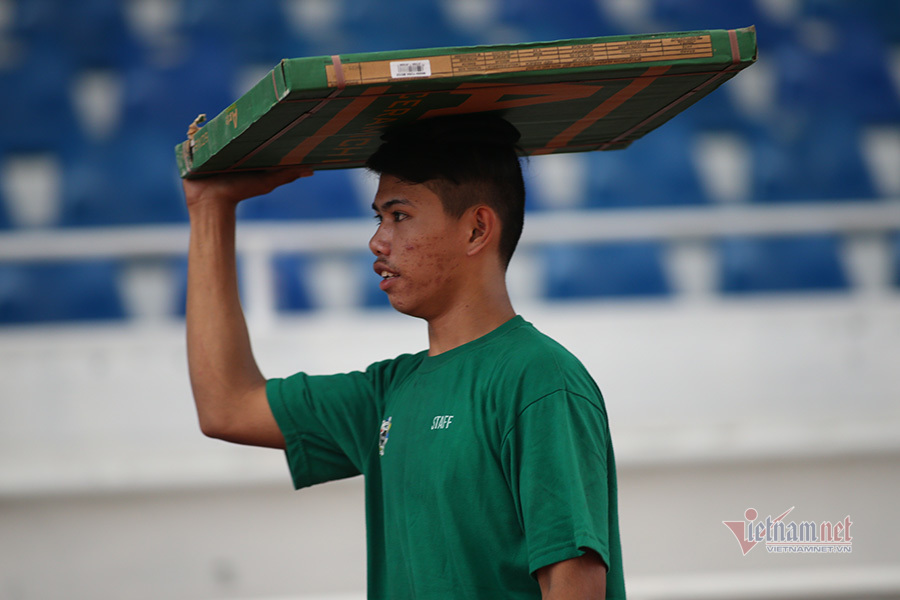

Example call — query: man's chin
[386,295,428,320]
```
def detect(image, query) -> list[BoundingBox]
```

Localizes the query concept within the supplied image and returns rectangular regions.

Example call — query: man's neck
[425,289,516,356]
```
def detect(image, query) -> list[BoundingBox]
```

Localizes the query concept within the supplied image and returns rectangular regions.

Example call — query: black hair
[365,113,525,269]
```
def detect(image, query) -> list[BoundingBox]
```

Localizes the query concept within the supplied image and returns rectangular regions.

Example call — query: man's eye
[393,212,408,222]
[373,214,383,225]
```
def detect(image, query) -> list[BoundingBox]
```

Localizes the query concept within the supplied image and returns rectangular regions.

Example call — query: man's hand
[182,166,312,210]
[536,551,607,599]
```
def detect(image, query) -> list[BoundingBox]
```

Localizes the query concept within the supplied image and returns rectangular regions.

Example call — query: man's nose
[369,226,389,256]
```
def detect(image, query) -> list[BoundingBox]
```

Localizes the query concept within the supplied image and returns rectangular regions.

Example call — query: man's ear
[466,205,498,257]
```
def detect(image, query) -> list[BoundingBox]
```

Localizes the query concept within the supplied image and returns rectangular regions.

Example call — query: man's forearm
[185,202,266,438]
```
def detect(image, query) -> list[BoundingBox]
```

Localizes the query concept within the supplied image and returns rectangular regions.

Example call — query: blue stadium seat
[339,0,470,54]
[718,234,849,293]
[585,120,710,208]
[272,253,314,312]
[859,0,900,43]
[60,131,186,227]
[181,0,302,65]
[237,169,366,221]
[10,0,140,70]
[70,0,138,68]
[119,31,238,146]
[497,0,622,40]
[748,114,877,202]
[0,261,126,324]
[541,242,671,299]
[0,43,81,154]
[677,84,748,133]
[772,17,900,124]
[651,0,782,37]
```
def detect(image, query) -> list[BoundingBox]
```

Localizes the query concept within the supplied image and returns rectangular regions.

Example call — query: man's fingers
[264,165,313,188]
[251,166,313,197]
[183,165,314,208]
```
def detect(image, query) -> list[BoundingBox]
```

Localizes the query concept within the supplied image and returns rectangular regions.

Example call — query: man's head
[365,114,525,269]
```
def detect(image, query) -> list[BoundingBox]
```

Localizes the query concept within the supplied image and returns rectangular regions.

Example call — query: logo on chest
[430,414,454,430]
[378,417,392,456]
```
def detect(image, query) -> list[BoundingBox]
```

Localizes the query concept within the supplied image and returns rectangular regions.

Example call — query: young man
[184,114,625,599]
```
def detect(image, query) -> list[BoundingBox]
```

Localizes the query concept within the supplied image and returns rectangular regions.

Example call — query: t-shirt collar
[417,315,526,373]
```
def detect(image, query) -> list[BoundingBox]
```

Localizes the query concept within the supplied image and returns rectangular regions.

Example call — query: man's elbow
[196,407,232,441]
[191,386,285,449]
[192,388,239,440]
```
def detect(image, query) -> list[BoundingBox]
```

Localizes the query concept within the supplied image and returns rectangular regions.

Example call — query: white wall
[1,296,899,599]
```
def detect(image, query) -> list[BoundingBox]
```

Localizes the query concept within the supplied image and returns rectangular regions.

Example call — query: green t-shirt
[267,316,625,599]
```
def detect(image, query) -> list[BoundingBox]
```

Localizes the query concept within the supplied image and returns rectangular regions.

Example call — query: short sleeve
[267,369,381,489]
[502,390,613,577]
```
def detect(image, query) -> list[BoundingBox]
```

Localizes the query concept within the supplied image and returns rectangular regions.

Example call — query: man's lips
[373,262,400,282]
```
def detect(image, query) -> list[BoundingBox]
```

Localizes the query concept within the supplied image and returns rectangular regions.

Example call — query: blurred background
[1,0,899,598]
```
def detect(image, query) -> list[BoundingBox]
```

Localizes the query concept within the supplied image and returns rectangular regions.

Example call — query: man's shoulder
[365,350,427,382]
[490,318,600,397]
[500,318,584,368]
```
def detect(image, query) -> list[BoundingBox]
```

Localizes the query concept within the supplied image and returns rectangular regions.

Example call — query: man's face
[369,174,469,319]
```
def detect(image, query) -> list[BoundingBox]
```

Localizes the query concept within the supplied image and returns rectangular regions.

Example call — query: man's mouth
[375,264,400,293]
[374,263,400,281]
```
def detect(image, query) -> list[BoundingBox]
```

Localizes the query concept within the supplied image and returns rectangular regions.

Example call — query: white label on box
[390,60,432,79]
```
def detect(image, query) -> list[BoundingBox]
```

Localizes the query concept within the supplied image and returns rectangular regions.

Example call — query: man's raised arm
[183,168,310,448]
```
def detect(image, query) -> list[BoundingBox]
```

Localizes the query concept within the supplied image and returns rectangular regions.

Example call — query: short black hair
[365,114,525,269]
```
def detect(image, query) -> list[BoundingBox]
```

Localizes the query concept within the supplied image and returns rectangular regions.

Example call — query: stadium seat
[690,128,753,204]
[860,0,900,43]
[651,0,782,37]
[524,153,590,212]
[541,242,671,299]
[772,16,900,124]
[272,253,314,312]
[118,31,238,146]
[10,0,140,71]
[1,151,64,228]
[585,120,711,208]
[339,0,469,54]
[718,234,849,294]
[496,0,621,40]
[0,261,126,324]
[748,114,877,202]
[0,43,81,155]
[237,169,366,221]
[677,83,748,132]
[181,0,302,65]
[60,131,186,227]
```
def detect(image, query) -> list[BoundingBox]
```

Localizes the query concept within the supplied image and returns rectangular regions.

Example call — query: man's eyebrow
[371,198,414,213]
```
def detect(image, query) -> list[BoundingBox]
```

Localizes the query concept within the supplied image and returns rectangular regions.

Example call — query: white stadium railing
[1,201,898,326]
[2,201,899,259]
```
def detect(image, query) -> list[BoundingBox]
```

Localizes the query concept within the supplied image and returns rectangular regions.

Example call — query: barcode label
[390,60,432,79]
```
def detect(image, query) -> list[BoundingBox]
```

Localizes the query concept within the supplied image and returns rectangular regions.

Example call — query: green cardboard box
[176,27,756,178]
